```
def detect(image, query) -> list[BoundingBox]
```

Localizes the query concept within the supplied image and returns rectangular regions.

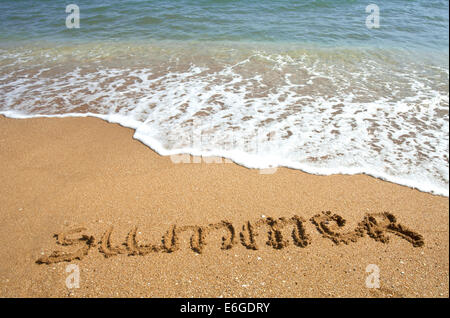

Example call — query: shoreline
[0,115,448,297]
[2,113,447,198]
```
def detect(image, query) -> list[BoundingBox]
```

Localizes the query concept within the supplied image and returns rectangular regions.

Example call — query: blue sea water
[0,0,448,195]
[0,0,448,50]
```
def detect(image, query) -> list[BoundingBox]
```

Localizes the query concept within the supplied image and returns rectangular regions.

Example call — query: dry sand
[0,115,448,298]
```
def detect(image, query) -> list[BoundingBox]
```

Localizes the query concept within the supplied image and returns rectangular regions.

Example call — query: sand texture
[0,115,448,297]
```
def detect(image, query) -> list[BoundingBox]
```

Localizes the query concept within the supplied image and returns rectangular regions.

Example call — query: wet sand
[0,115,448,297]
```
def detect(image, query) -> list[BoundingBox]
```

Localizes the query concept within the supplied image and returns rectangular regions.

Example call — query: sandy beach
[0,115,447,297]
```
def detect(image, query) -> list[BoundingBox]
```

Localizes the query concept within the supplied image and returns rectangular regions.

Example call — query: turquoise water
[0,0,449,196]
[0,0,448,50]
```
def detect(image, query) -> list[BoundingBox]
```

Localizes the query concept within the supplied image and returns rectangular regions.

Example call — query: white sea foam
[0,45,448,196]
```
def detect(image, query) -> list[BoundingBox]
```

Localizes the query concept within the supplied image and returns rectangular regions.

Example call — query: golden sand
[0,115,448,297]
